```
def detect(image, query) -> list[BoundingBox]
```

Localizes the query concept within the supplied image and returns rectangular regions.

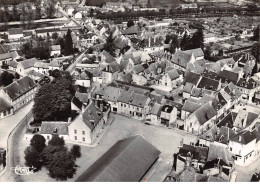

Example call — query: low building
[17,58,38,76]
[68,101,106,144]
[76,135,161,182]
[34,62,49,75]
[8,28,24,41]
[160,104,178,127]
[50,45,61,57]
[0,76,37,112]
[0,98,13,119]
[40,121,69,141]
[0,51,20,66]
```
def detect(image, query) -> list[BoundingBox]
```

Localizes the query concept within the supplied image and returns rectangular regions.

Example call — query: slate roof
[20,58,38,69]
[179,144,208,162]
[218,70,239,84]
[0,98,12,112]
[185,72,201,85]
[72,96,83,110]
[197,77,220,91]
[217,112,237,128]
[215,126,237,144]
[81,101,102,131]
[182,100,202,113]
[75,92,89,104]
[0,51,19,61]
[230,130,257,145]
[41,122,68,135]
[75,135,161,182]
[122,73,133,83]
[194,101,217,125]
[3,76,36,100]
[7,60,18,68]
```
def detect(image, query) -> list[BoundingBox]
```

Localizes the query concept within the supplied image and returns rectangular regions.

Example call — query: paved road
[0,104,33,182]
[0,102,33,149]
[66,51,86,74]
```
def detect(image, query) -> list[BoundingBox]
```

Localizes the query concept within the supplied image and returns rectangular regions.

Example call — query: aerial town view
[1,0,260,182]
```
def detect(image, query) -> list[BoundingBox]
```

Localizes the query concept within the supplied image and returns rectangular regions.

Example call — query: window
[74,136,77,140]
[230,147,232,151]
[190,123,192,127]
[83,137,85,142]
[82,131,85,135]
[47,136,50,140]
[74,129,77,134]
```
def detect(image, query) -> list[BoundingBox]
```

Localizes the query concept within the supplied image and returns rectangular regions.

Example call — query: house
[0,51,20,66]
[8,28,23,41]
[80,33,98,47]
[75,70,92,87]
[76,135,161,182]
[0,76,37,112]
[68,101,105,144]
[181,100,202,121]
[34,62,50,75]
[17,58,38,76]
[228,129,259,166]
[160,104,178,127]
[0,98,13,119]
[158,68,183,90]
[50,45,61,57]
[196,76,221,92]
[102,62,120,84]
[49,59,62,71]
[40,121,69,141]
[146,102,162,125]
[27,70,45,81]
[6,60,18,72]
[184,101,218,135]
[142,36,164,53]
[117,91,151,120]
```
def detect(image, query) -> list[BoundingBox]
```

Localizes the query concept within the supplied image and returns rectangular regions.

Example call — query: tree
[169,35,179,54]
[12,4,19,21]
[45,0,56,18]
[127,20,134,28]
[252,42,260,74]
[63,29,74,56]
[70,145,81,158]
[47,149,77,180]
[52,32,59,40]
[24,146,43,171]
[30,134,46,153]
[48,135,65,147]
[0,71,14,87]
[14,72,20,79]
[253,25,260,41]
[103,32,117,57]
[180,32,191,50]
[32,71,75,121]
[190,27,204,50]
[204,46,212,60]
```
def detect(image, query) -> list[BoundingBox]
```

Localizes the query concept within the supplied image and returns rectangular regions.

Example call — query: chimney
[219,165,223,177]
[180,138,184,147]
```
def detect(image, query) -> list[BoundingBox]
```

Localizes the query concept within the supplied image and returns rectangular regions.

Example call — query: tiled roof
[185,71,201,85]
[218,70,239,84]
[183,82,194,94]
[0,98,12,112]
[72,96,83,110]
[171,50,191,68]
[207,143,232,164]
[76,135,161,182]
[20,58,38,69]
[34,62,49,69]
[41,121,68,135]
[167,68,179,80]
[75,92,89,103]
[194,101,217,125]
[28,70,45,78]
[217,112,237,128]
[182,100,202,113]
[7,60,18,68]
[150,103,162,116]
[3,76,36,100]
